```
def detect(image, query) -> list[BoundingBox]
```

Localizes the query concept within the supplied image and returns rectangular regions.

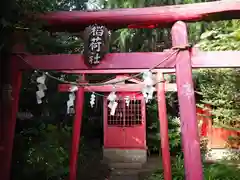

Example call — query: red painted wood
[205,105,213,149]
[103,96,125,148]
[197,108,208,137]
[124,96,146,149]
[14,50,240,71]
[210,128,240,149]
[14,52,175,70]
[171,21,203,180]
[191,50,240,68]
[103,97,108,148]
[197,105,240,149]
[156,72,172,180]
[58,83,177,92]
[35,1,240,32]
[1,57,22,180]
[103,93,146,149]
[197,104,213,149]
[62,69,176,74]
[69,87,84,180]
[204,105,212,137]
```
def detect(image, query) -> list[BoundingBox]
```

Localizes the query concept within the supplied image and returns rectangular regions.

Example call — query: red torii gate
[1,1,240,180]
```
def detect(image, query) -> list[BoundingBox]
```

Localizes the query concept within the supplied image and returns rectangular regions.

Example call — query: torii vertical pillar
[1,57,22,180]
[171,21,203,180]
[69,86,84,180]
[156,72,172,180]
[1,34,23,180]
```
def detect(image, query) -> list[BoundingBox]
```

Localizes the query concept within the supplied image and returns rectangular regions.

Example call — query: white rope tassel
[125,96,130,107]
[142,71,156,103]
[69,85,78,92]
[90,92,96,108]
[36,73,47,104]
[107,90,118,116]
[67,86,78,114]
[109,101,118,116]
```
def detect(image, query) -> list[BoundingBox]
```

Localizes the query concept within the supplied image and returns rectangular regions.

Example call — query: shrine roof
[32,1,240,32]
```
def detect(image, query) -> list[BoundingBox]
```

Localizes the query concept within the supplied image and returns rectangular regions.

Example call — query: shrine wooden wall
[197,106,240,149]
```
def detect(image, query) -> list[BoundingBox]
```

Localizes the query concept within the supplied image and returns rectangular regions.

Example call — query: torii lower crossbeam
[58,83,177,92]
[14,50,240,71]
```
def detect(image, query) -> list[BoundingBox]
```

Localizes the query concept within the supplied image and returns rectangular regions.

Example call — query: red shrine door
[103,93,146,149]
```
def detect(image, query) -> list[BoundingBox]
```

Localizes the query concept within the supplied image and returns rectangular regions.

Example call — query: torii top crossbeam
[35,1,240,32]
[17,0,240,73]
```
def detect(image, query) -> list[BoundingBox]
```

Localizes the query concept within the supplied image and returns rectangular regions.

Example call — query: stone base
[205,148,240,161]
[103,148,147,169]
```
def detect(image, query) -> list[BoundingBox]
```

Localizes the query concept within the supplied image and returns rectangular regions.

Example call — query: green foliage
[103,0,174,52]
[146,93,181,154]
[146,100,160,153]
[167,116,181,152]
[196,20,240,129]
[195,69,240,129]
[197,20,240,51]
[148,156,240,180]
[12,122,73,180]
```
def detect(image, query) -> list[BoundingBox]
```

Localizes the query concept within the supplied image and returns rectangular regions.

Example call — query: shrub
[148,156,240,180]
[12,123,75,180]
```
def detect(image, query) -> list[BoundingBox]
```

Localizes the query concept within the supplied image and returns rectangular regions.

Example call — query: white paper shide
[142,71,156,103]
[36,73,47,104]
[67,85,78,114]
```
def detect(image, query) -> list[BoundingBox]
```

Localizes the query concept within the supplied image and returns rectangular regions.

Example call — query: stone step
[109,162,143,169]
[103,148,147,164]
[109,174,139,180]
[109,169,139,180]
[111,169,140,175]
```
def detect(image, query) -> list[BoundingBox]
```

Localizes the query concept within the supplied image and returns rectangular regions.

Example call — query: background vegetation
[148,156,240,180]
